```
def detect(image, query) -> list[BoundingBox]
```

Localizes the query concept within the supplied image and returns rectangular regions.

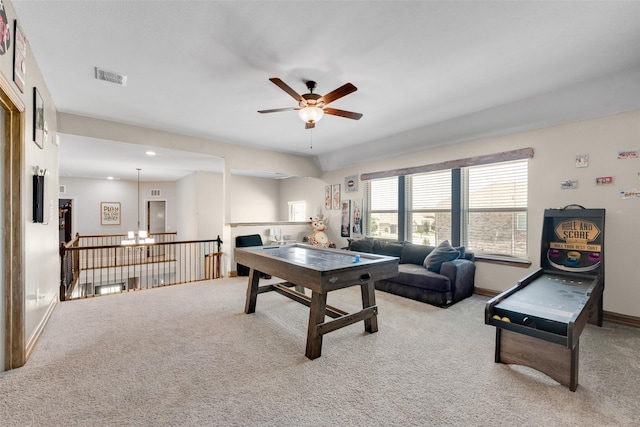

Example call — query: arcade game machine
[485,205,605,391]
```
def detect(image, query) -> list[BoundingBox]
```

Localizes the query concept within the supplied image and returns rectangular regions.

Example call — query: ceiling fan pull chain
[309,129,313,149]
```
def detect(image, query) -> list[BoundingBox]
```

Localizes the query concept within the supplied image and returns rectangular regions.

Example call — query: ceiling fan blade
[258,107,297,114]
[323,108,363,120]
[269,77,304,103]
[305,121,315,130]
[321,83,357,105]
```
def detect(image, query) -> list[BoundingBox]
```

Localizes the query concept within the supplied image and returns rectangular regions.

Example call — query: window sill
[475,255,532,268]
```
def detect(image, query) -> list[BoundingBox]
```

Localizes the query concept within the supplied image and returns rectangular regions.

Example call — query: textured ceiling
[12,1,640,179]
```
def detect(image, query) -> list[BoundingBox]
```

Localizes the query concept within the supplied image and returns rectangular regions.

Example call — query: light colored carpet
[1,277,639,426]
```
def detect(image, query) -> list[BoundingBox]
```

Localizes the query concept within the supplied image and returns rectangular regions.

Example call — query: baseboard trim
[25,295,58,360]
[473,287,640,329]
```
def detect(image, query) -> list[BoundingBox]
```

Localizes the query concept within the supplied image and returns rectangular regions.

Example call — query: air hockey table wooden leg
[305,291,327,359]
[361,281,379,333]
[244,268,261,314]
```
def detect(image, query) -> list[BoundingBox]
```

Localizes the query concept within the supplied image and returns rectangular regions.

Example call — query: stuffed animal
[307,215,335,248]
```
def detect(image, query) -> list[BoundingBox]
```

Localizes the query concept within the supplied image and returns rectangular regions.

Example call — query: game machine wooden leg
[496,328,579,391]
[306,291,328,359]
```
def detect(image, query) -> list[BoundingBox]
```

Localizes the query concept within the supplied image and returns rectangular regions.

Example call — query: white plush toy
[307,215,335,248]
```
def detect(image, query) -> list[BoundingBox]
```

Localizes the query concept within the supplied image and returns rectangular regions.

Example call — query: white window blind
[467,161,528,210]
[407,170,451,245]
[366,176,398,239]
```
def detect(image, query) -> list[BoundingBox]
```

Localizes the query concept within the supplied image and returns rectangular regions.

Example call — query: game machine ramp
[485,205,605,391]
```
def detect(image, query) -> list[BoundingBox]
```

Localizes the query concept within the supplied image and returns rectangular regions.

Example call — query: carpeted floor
[1,277,639,426]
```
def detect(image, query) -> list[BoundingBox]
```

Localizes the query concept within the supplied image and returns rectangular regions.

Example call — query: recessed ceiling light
[107,176,114,180]
[145,151,156,156]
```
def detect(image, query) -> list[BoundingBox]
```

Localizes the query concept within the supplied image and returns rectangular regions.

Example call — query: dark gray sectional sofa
[347,238,476,307]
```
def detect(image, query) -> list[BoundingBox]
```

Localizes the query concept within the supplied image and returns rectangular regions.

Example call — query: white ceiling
[12,1,640,180]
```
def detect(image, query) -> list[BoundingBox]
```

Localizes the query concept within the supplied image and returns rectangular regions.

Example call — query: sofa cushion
[423,240,460,273]
[349,237,374,253]
[400,241,434,265]
[386,264,451,292]
[373,240,403,257]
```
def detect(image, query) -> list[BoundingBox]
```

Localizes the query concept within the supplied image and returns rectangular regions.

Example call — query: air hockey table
[234,243,399,359]
[485,206,605,391]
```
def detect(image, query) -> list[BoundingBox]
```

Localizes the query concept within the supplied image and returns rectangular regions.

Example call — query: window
[288,201,306,222]
[366,176,398,240]
[462,160,528,258]
[364,153,529,260]
[407,170,451,246]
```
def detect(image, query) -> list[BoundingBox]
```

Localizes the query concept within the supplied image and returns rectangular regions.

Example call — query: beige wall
[0,0,60,369]
[322,109,640,318]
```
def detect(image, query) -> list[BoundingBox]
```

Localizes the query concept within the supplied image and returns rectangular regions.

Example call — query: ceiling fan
[258,77,363,129]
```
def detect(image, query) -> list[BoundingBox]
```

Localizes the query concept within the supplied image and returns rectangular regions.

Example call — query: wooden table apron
[235,245,398,359]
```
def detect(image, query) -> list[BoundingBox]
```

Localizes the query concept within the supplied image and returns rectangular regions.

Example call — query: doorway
[147,200,166,234]
[59,199,73,244]
[147,201,166,259]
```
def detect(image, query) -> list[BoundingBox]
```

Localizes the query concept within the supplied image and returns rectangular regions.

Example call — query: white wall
[228,174,279,222]
[321,109,640,318]
[59,177,177,236]
[0,0,60,370]
[278,177,326,221]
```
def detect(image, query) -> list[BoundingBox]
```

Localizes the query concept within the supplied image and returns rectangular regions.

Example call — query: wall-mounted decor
[575,154,589,168]
[341,200,351,237]
[324,185,332,210]
[560,180,578,190]
[345,174,358,192]
[595,176,613,185]
[33,87,44,149]
[332,184,341,210]
[620,189,640,199]
[351,199,363,238]
[617,149,638,160]
[13,20,25,92]
[100,202,121,225]
[0,2,10,56]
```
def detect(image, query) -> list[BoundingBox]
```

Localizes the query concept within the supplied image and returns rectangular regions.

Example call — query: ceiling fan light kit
[259,77,362,129]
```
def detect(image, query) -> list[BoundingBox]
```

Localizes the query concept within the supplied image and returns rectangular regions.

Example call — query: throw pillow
[423,240,460,273]
[400,241,434,265]
[373,240,403,257]
[349,237,374,253]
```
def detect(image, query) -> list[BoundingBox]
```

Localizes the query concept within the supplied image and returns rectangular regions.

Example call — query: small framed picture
[345,175,358,192]
[101,202,121,225]
[560,179,579,190]
[324,185,332,210]
[33,87,44,149]
[575,154,588,168]
[341,200,351,237]
[332,184,341,210]
[13,20,26,93]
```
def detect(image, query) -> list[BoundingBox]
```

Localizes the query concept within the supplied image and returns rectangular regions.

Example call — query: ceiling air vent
[150,189,161,197]
[59,185,66,194]
[95,67,127,86]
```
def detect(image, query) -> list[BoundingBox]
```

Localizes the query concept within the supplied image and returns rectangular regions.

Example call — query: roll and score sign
[550,219,602,252]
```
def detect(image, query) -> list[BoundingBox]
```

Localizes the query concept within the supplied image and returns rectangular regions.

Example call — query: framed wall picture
[325,185,332,210]
[13,20,26,93]
[345,174,358,193]
[351,199,363,238]
[341,200,351,237]
[33,87,44,149]
[332,184,341,210]
[100,202,121,225]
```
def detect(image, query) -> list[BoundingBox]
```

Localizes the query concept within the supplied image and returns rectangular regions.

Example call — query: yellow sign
[555,219,600,242]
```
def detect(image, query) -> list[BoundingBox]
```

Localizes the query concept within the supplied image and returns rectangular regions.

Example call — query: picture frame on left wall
[101,202,121,225]
[33,87,44,149]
